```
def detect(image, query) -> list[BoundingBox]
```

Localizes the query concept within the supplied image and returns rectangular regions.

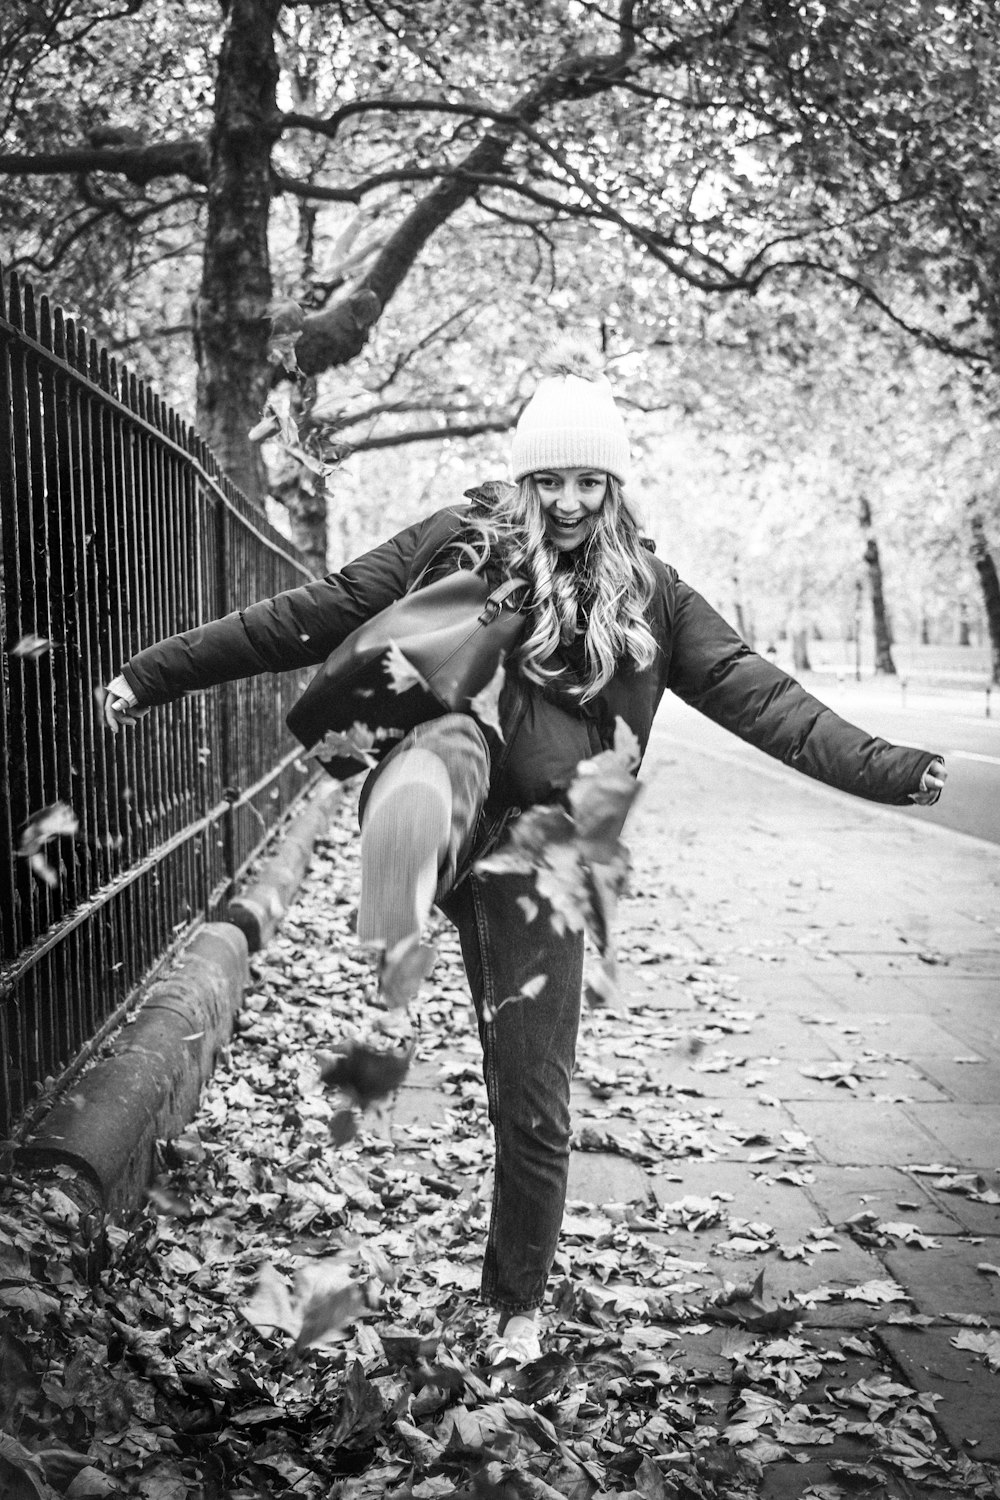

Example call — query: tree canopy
[3,0,1000,663]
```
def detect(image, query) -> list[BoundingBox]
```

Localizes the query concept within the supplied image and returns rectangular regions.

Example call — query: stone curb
[226,780,342,951]
[16,783,341,1223]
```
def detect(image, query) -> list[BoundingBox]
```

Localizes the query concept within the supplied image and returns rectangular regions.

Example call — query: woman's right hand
[103,673,149,733]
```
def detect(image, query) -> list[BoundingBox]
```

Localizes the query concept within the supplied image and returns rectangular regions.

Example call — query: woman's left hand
[909,756,947,805]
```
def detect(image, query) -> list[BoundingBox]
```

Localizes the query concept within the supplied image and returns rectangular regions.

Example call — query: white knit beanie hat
[510,343,630,483]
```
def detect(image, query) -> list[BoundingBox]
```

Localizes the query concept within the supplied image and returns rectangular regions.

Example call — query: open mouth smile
[551,515,586,530]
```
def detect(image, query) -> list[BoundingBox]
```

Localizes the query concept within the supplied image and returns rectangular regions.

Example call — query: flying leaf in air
[383,640,429,695]
[482,972,547,1024]
[318,1039,415,1109]
[240,1258,366,1351]
[10,634,56,659]
[17,802,79,888]
[306,722,402,768]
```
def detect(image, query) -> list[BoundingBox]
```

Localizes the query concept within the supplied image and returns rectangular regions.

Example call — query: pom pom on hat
[511,337,630,483]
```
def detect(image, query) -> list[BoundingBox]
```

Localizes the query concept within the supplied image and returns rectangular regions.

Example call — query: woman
[105,350,946,1367]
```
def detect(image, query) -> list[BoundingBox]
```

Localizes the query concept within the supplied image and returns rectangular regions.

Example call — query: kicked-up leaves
[240,1258,368,1353]
[317,1038,415,1108]
[17,802,79,888]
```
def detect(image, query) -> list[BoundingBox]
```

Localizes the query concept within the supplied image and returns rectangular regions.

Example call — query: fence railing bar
[0,745,313,1001]
[0,794,233,1000]
[0,311,313,583]
[1,260,317,1137]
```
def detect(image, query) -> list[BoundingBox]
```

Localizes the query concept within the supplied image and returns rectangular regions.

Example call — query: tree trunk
[195,0,281,505]
[731,555,750,643]
[858,497,896,675]
[791,628,811,673]
[284,481,330,579]
[970,513,1000,684]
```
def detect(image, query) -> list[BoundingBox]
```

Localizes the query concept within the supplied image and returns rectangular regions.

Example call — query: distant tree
[969,513,1000,684]
[858,496,896,675]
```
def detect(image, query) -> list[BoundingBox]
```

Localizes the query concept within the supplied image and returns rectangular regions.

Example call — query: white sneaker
[485,1314,542,1367]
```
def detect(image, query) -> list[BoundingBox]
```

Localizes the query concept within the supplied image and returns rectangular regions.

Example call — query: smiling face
[534,468,609,552]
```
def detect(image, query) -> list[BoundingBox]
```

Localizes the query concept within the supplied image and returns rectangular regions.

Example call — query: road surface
[652,675,1000,846]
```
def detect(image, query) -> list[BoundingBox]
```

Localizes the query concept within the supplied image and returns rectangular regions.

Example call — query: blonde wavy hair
[465,475,659,701]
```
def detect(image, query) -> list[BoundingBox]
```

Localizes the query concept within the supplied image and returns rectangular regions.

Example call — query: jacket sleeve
[666,579,938,806]
[121,511,460,707]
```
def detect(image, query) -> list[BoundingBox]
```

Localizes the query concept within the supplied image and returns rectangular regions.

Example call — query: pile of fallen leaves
[2,794,999,1500]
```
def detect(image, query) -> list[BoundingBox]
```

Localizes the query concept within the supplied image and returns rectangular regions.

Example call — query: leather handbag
[286,569,528,779]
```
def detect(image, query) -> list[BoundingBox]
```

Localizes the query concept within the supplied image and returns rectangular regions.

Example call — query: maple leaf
[240,1258,367,1352]
[568,740,641,864]
[379,938,437,1010]
[482,972,547,1024]
[248,411,280,443]
[842,1279,909,1304]
[10,633,56,659]
[17,802,79,888]
[951,1328,1000,1370]
[317,1039,414,1109]
[0,1431,52,1500]
[267,318,303,373]
[384,640,429,694]
[712,1270,800,1332]
[476,720,640,1002]
[306,722,402,768]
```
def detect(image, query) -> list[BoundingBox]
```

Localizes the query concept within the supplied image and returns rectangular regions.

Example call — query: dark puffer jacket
[121,499,937,809]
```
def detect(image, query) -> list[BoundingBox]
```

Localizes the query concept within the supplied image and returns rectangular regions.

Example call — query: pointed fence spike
[7,269,23,330]
[23,279,37,339]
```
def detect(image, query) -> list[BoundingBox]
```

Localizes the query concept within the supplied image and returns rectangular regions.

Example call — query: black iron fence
[0,264,318,1138]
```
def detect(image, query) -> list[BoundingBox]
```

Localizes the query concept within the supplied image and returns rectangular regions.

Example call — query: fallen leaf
[951,1328,1000,1370]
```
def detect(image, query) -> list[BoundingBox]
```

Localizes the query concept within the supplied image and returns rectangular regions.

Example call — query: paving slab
[782,1100,943,1165]
[760,1461,954,1499]
[911,1057,1000,1103]
[878,1325,1000,1459]
[391,1087,451,1128]
[688,1057,951,1104]
[905,1103,1000,1166]
[803,1164,964,1237]
[883,1237,1000,1320]
[820,1012,982,1057]
[567,1151,650,1204]
[920,1174,1000,1238]
[649,1161,820,1237]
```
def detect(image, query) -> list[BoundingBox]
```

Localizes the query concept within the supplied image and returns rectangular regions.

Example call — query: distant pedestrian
[104,344,946,1367]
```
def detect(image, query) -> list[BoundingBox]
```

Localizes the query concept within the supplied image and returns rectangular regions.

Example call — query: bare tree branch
[279,97,519,145]
[345,416,515,453]
[0,139,210,186]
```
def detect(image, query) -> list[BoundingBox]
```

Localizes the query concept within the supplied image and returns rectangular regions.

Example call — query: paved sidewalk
[401,705,1000,1474]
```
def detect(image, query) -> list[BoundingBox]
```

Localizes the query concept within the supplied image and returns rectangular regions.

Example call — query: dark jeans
[362,714,584,1314]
